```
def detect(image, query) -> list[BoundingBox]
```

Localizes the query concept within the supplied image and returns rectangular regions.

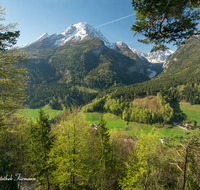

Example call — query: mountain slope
[159,34,200,79]
[23,23,155,108]
[25,37,150,87]
[110,34,200,100]
[83,33,200,126]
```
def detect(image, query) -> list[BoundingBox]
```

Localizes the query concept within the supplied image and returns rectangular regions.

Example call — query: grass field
[83,112,186,138]
[17,107,189,138]
[16,107,62,121]
[84,112,126,130]
[125,122,186,137]
[180,102,200,125]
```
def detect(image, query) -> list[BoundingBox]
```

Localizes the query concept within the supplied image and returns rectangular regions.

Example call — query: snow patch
[147,68,157,79]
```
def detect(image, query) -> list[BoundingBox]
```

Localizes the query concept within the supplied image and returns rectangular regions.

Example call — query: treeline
[82,74,200,125]
[1,108,200,190]
[26,83,98,109]
[108,74,200,105]
[83,92,174,124]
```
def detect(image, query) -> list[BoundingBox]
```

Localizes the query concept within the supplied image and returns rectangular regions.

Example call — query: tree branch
[176,149,185,161]
[159,14,166,35]
[169,162,183,173]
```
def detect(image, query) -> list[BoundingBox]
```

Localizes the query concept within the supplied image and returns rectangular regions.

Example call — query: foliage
[0,6,20,51]
[94,116,112,189]
[119,129,162,189]
[164,130,200,189]
[131,0,200,51]
[27,108,54,189]
[0,115,29,190]
[0,107,199,189]
[0,6,28,125]
[48,108,92,189]
[83,93,174,125]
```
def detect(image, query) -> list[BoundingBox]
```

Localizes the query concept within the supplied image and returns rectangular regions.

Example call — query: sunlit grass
[180,102,200,125]
[83,112,187,137]
[16,107,62,121]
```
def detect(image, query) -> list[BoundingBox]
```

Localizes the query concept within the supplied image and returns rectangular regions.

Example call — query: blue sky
[1,0,196,52]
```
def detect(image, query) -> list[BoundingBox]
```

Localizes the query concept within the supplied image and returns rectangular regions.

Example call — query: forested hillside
[84,36,200,125]
[161,34,200,78]
[23,37,151,109]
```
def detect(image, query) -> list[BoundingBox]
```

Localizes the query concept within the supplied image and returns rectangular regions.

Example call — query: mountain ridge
[22,22,173,63]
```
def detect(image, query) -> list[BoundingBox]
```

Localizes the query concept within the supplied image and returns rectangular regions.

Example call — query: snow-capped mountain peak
[56,22,113,46]
[129,47,174,63]
[31,22,117,49]
[22,22,173,63]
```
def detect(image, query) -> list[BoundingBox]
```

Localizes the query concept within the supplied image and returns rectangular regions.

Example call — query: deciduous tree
[164,130,200,190]
[119,129,161,189]
[48,108,92,189]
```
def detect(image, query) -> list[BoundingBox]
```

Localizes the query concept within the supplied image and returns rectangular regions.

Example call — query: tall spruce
[27,108,54,190]
[95,116,112,189]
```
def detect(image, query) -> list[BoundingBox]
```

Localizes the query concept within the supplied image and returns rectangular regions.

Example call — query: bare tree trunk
[181,146,188,190]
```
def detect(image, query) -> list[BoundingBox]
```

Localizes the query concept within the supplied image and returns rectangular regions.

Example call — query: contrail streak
[95,13,135,28]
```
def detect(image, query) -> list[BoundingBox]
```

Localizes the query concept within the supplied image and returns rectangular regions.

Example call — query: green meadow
[83,112,186,138]
[125,122,186,137]
[17,107,190,138]
[180,102,200,125]
[84,112,126,130]
[16,107,62,121]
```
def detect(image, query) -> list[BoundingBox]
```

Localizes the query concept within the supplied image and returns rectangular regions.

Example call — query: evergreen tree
[0,5,28,189]
[0,115,29,190]
[131,0,200,51]
[0,6,20,51]
[27,108,54,190]
[95,116,112,189]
